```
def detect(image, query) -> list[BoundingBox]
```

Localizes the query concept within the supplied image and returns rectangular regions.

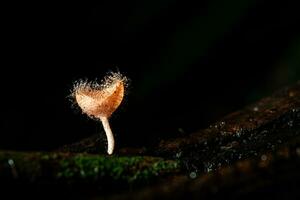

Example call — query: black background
[1,1,299,151]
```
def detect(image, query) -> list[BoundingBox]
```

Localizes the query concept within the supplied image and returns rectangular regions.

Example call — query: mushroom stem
[100,116,115,155]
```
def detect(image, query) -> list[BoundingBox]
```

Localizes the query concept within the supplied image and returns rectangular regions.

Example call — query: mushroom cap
[75,79,124,119]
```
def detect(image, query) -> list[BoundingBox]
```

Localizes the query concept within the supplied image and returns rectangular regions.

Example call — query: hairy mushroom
[72,72,127,154]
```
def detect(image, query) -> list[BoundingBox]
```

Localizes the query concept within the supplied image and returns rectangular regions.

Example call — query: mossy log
[0,151,179,191]
[154,82,300,172]
[5,82,300,198]
[111,144,300,200]
[59,82,300,174]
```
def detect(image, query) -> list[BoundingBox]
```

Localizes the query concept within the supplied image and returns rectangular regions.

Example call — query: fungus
[72,72,127,155]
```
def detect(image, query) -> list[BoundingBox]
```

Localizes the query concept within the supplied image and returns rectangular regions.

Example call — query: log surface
[2,82,300,199]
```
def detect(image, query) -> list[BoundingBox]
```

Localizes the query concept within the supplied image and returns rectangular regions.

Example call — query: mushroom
[73,72,127,154]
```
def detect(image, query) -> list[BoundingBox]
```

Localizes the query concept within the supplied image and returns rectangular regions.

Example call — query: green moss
[0,151,180,186]
[56,154,179,183]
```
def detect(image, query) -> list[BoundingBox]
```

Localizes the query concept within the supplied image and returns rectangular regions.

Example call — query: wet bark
[110,145,300,200]
[152,82,300,172]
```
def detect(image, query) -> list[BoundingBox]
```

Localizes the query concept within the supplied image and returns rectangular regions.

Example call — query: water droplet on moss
[8,159,14,166]
[261,154,267,161]
[80,170,86,177]
[288,120,294,127]
[189,172,197,179]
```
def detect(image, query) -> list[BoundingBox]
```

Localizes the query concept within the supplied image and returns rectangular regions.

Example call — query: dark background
[1,1,299,151]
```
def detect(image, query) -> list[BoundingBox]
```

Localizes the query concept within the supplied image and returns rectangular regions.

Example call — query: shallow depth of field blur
[1,1,299,151]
